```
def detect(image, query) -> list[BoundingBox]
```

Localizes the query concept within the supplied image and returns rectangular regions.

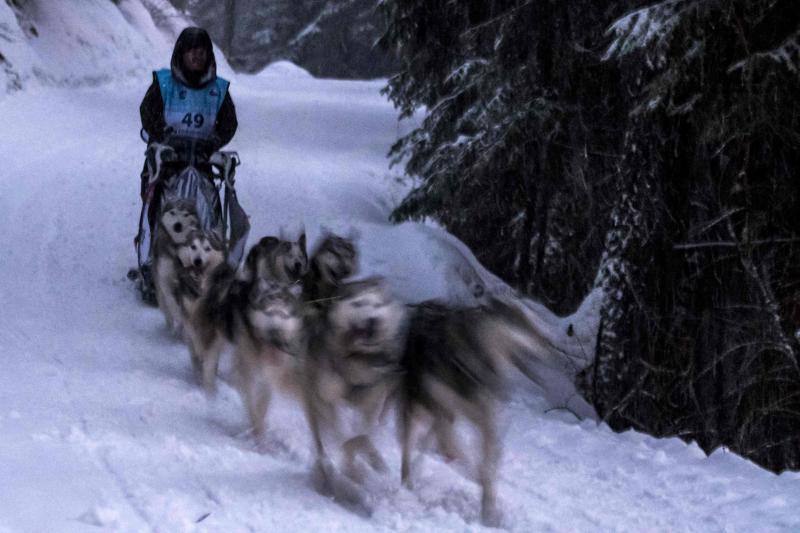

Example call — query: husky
[152,200,200,336]
[398,297,557,527]
[232,281,305,441]
[185,231,306,395]
[184,261,306,402]
[302,278,407,510]
[303,234,358,310]
[175,228,226,332]
[183,262,240,395]
[242,234,308,284]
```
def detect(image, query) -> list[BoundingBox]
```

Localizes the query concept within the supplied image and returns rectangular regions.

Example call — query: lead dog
[302,278,407,510]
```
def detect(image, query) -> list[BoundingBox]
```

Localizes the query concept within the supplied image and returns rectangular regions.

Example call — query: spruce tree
[382,0,800,471]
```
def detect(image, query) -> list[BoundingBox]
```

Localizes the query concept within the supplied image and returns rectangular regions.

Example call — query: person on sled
[135,26,239,303]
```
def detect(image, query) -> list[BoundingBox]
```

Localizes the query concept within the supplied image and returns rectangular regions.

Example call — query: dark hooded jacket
[140,27,237,150]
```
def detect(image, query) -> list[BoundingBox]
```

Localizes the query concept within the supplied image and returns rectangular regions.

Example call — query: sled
[129,137,250,304]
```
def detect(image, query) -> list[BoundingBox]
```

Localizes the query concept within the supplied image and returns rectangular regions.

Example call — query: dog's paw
[344,460,369,485]
[480,501,503,528]
[253,433,294,458]
[190,356,202,379]
[203,382,218,400]
[312,458,373,517]
[367,451,388,474]
[312,457,337,497]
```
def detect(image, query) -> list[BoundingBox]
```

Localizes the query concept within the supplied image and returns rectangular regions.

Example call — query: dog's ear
[258,236,279,247]
[298,231,307,251]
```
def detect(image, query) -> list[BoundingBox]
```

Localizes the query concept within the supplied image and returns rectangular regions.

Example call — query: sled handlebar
[209,151,240,188]
[146,140,241,188]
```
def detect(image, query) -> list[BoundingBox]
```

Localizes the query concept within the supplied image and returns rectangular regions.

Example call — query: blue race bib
[156,69,229,140]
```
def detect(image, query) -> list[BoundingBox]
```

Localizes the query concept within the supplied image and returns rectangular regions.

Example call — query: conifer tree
[382,0,800,471]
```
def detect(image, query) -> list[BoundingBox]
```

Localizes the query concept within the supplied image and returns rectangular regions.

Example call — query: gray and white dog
[398,297,557,527]
[302,277,407,511]
[232,280,305,441]
[183,262,239,395]
[185,233,308,397]
[241,234,308,285]
[152,199,200,336]
[184,260,306,405]
[174,227,226,338]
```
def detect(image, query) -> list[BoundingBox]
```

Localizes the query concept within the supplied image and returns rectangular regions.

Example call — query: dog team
[149,198,556,526]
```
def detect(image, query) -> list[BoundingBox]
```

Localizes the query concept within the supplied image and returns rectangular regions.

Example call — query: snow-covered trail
[0,70,798,532]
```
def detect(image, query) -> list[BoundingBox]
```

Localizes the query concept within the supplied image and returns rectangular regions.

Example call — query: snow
[1,6,799,533]
[255,60,314,79]
[0,0,233,97]
[0,0,168,94]
[604,0,690,61]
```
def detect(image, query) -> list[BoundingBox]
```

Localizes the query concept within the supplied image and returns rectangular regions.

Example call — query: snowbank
[0,0,237,97]
[256,60,314,79]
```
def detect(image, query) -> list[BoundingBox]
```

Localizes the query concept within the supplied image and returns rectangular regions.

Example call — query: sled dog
[185,262,306,401]
[242,234,308,284]
[398,297,556,526]
[152,200,200,336]
[183,262,239,395]
[303,278,407,500]
[175,228,226,330]
[232,281,305,440]
[303,233,358,310]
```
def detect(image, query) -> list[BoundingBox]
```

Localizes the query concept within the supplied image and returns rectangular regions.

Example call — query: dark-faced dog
[185,257,307,396]
[242,234,308,284]
[303,233,358,311]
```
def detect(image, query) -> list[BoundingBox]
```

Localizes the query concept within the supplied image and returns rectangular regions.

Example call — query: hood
[170,27,217,88]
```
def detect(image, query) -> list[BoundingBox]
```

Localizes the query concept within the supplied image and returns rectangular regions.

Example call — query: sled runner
[129,136,250,305]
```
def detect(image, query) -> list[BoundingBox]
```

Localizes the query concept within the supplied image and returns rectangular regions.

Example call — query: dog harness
[155,69,229,140]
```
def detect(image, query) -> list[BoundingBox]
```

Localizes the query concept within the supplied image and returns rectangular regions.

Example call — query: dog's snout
[267,328,282,343]
[194,257,203,267]
[365,317,377,337]
[173,222,183,233]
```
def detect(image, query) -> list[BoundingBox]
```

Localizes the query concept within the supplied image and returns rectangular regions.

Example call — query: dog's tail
[486,296,583,373]
[484,297,598,420]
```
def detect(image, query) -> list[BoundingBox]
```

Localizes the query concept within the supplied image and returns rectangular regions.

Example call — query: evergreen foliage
[381,0,639,312]
[382,0,800,471]
[171,0,397,78]
[599,0,800,471]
